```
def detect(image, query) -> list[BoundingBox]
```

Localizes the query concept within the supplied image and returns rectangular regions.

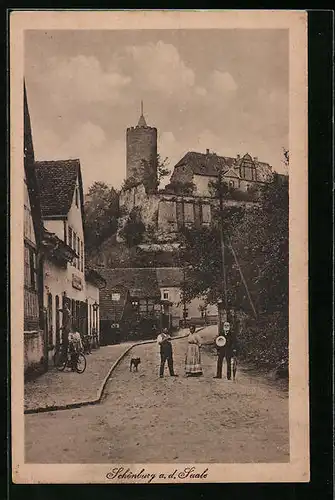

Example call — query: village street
[25,326,289,464]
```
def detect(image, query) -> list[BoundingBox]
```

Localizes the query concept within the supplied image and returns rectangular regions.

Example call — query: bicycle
[53,345,87,374]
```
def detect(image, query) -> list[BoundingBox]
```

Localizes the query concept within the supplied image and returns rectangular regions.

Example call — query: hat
[215,336,227,347]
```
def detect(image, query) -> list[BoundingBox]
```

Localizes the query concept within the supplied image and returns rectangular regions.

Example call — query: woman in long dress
[185,325,203,377]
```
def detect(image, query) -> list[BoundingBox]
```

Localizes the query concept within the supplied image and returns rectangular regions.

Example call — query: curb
[24,327,205,415]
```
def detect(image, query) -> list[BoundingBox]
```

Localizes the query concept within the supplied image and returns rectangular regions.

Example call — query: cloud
[209,70,238,94]
[36,55,131,108]
[195,86,207,97]
[115,41,195,95]
[33,121,126,191]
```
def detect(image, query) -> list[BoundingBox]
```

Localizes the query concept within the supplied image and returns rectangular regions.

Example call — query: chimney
[253,156,258,162]
[206,148,210,155]
[236,154,240,160]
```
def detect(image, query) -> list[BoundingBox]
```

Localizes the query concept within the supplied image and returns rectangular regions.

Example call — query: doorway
[55,295,60,348]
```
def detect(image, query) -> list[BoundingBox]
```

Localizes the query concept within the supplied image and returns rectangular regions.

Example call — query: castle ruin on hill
[118,105,274,246]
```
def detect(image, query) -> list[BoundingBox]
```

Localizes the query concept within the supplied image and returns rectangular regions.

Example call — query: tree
[142,154,171,193]
[164,180,195,196]
[157,154,170,184]
[119,207,146,248]
[177,176,288,317]
[121,176,140,191]
[84,182,120,252]
[177,205,246,307]
[230,175,289,314]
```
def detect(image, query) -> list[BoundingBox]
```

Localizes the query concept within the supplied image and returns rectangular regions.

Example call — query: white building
[35,159,105,361]
[156,268,218,328]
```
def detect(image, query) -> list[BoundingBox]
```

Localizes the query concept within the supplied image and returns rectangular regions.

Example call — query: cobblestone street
[24,342,134,412]
[25,326,289,464]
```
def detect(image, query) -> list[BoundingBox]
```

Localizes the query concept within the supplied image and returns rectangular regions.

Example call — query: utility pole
[228,238,257,319]
[217,167,228,332]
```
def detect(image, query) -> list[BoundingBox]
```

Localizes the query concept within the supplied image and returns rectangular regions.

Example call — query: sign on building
[72,274,83,290]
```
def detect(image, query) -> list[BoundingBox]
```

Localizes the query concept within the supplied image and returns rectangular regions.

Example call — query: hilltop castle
[118,105,274,246]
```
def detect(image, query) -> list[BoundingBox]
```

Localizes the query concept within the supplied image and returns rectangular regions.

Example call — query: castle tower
[126,101,158,191]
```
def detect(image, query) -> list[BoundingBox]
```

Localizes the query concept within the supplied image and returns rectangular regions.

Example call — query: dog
[231,350,237,381]
[130,357,141,372]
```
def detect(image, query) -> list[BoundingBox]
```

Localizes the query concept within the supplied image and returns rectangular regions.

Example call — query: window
[229,180,234,188]
[24,244,37,290]
[163,290,169,300]
[71,299,76,328]
[246,184,250,192]
[184,203,194,225]
[80,241,84,272]
[75,188,79,208]
[68,227,73,249]
[77,236,80,270]
[73,232,77,267]
[201,204,211,225]
[47,293,53,346]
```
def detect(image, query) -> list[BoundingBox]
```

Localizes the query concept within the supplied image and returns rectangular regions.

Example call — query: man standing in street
[157,328,178,378]
[214,310,237,380]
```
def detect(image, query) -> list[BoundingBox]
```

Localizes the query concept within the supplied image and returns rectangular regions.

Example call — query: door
[47,293,53,348]
[55,295,60,348]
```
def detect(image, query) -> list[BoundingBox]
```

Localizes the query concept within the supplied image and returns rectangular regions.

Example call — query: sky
[25,29,289,192]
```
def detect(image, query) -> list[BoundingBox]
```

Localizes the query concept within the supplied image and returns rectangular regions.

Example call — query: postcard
[11,9,308,483]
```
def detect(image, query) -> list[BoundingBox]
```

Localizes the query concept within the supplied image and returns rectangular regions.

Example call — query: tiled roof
[24,83,43,243]
[85,267,106,288]
[99,284,128,322]
[156,267,183,287]
[173,151,234,177]
[98,267,161,299]
[172,151,273,183]
[35,159,81,217]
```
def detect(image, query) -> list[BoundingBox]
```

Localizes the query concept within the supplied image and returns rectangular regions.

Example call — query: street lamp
[93,301,99,312]
[92,302,99,348]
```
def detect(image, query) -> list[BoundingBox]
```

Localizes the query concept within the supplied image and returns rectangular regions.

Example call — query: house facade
[156,268,218,328]
[170,150,273,197]
[24,84,46,376]
[35,159,105,361]
[98,267,218,339]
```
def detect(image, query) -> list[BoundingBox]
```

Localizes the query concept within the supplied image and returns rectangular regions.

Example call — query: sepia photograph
[11,10,308,483]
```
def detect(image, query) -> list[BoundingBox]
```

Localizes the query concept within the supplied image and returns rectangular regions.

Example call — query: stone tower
[126,101,158,191]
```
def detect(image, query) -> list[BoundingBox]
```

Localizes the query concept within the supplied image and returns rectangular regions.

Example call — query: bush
[237,312,288,374]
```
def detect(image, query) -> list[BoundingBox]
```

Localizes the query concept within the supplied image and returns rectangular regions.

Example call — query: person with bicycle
[58,302,72,360]
[68,328,83,371]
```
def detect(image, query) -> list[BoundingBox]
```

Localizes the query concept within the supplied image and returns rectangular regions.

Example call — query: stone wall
[24,329,46,377]
[119,183,256,243]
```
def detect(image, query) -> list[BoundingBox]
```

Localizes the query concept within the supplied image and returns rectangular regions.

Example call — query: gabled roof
[172,151,273,184]
[99,284,129,322]
[156,267,183,287]
[35,159,84,218]
[173,152,234,177]
[24,82,43,244]
[85,267,106,289]
[98,267,161,299]
[223,167,240,179]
